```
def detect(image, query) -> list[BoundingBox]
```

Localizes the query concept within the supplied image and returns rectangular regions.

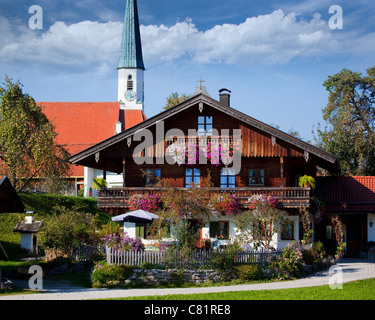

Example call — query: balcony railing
[98,187,310,210]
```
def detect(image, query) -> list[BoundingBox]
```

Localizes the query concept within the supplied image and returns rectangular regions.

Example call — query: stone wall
[125,269,223,285]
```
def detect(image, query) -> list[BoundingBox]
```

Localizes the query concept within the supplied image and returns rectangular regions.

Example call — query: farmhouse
[68,0,374,257]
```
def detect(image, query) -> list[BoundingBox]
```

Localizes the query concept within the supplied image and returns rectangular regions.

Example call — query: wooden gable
[69,93,340,174]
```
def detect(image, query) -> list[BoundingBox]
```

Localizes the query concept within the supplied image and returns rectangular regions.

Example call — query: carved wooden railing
[98,187,310,209]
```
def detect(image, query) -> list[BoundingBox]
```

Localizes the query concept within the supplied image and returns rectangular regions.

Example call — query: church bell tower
[118,0,145,111]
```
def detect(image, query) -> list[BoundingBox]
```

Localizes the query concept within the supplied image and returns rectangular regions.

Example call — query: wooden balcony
[97,187,311,211]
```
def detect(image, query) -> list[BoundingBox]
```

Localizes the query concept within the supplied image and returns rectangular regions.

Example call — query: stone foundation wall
[126,269,223,285]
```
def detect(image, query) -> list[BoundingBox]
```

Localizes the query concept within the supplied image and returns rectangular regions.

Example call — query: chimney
[219,88,231,107]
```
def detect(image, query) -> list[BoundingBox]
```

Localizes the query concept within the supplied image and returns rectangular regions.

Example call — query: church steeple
[118,0,145,70]
[118,0,145,111]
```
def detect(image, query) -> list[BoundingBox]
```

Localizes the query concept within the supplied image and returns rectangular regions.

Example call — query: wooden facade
[69,93,339,215]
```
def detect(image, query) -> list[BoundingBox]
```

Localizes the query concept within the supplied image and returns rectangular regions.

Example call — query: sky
[1,0,375,142]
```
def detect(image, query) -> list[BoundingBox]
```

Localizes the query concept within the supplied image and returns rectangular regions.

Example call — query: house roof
[40,102,146,177]
[13,220,43,233]
[316,176,375,213]
[118,0,145,70]
[0,176,25,213]
[68,93,340,173]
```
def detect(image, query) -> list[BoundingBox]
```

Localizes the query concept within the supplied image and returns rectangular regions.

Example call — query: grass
[108,278,375,300]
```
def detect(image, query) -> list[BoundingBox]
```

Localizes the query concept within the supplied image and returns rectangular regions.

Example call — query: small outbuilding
[14,215,43,255]
[0,176,25,213]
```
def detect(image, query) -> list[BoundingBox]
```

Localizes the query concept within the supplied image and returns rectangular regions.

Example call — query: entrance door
[344,215,367,258]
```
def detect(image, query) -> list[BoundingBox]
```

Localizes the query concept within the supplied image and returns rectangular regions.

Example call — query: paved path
[1,258,374,300]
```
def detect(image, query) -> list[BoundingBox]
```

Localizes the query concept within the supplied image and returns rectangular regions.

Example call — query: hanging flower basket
[128,194,161,213]
[209,194,238,216]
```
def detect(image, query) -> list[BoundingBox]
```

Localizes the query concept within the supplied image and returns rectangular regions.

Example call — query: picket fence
[106,247,282,269]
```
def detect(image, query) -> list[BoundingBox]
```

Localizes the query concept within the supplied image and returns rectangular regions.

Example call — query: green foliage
[163,92,190,110]
[41,205,99,257]
[298,175,316,189]
[236,264,264,281]
[91,264,134,286]
[209,242,241,279]
[314,66,375,175]
[93,178,107,190]
[0,77,71,192]
[270,242,304,278]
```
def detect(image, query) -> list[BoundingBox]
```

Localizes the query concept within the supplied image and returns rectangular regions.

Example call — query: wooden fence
[106,247,282,269]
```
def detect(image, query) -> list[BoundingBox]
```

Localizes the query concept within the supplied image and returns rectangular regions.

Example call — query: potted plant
[298,175,315,189]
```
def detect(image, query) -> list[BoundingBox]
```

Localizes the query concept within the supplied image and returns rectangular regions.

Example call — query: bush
[270,242,304,278]
[91,264,134,286]
[236,264,264,281]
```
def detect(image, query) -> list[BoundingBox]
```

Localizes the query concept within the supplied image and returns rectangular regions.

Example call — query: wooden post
[122,157,126,187]
[0,242,8,260]
[103,159,107,181]
[280,157,284,188]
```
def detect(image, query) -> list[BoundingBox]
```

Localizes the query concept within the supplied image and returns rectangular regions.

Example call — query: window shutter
[135,223,144,238]
[209,221,219,238]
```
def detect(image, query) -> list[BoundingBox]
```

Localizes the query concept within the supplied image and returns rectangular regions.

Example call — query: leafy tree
[41,205,99,257]
[163,92,190,111]
[235,198,287,251]
[314,66,375,175]
[0,77,70,192]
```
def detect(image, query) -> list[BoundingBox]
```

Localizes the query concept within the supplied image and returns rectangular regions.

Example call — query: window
[136,223,169,239]
[145,169,161,187]
[198,116,213,136]
[249,169,265,185]
[220,168,236,188]
[185,168,200,187]
[127,75,133,91]
[281,221,295,240]
[209,221,229,239]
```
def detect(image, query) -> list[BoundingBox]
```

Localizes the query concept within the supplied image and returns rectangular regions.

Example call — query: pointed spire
[118,0,145,70]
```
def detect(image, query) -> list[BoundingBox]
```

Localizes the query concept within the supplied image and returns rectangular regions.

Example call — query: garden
[0,187,340,292]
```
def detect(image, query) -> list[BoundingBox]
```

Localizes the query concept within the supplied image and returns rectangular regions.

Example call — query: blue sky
[1,0,375,142]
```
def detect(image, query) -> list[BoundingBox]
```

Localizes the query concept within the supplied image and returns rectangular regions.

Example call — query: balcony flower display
[185,142,200,166]
[203,141,234,166]
[167,141,186,165]
[128,194,161,213]
[209,194,238,216]
[248,194,279,211]
[101,232,144,251]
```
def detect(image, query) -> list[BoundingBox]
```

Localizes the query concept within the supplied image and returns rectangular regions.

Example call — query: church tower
[118,0,145,111]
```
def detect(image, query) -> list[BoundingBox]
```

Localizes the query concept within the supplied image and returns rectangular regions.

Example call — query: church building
[39,0,146,196]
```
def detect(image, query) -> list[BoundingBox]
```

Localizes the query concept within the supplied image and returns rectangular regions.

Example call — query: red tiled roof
[39,102,146,178]
[316,176,375,213]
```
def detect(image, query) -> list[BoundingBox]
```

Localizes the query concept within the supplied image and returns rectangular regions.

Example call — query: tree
[0,77,70,192]
[235,196,287,251]
[163,92,190,111]
[314,66,375,175]
[41,206,99,257]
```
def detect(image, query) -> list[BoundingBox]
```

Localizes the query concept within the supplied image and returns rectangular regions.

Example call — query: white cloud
[0,9,366,74]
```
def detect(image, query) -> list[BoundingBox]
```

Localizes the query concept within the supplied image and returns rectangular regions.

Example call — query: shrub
[312,241,326,262]
[270,242,304,278]
[91,264,134,286]
[236,264,264,281]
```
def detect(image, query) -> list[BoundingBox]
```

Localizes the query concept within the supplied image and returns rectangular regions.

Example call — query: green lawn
[112,278,375,300]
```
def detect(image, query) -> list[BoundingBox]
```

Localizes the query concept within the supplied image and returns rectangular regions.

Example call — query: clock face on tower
[125,90,136,102]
